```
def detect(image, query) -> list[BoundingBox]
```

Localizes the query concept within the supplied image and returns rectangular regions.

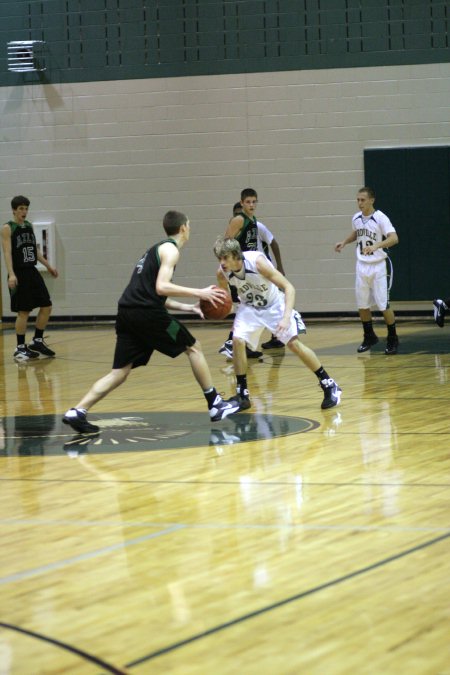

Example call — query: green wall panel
[364,147,450,301]
[0,0,449,86]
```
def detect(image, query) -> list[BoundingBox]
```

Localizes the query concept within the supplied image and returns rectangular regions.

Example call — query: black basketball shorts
[10,267,52,312]
[113,307,196,369]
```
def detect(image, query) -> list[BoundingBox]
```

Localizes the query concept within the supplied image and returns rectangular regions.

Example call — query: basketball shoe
[219,340,262,360]
[246,346,263,359]
[63,408,100,433]
[209,395,240,422]
[29,338,55,357]
[228,388,252,411]
[385,336,399,355]
[13,345,40,362]
[261,336,285,349]
[320,379,342,409]
[357,334,379,353]
[218,339,233,357]
[433,299,446,328]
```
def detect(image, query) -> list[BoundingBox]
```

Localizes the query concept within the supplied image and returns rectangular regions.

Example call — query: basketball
[200,290,233,320]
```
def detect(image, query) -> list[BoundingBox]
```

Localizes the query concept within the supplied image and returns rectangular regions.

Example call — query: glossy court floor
[0,319,449,674]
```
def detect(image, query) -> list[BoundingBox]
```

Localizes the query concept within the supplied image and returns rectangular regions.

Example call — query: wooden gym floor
[0,319,449,674]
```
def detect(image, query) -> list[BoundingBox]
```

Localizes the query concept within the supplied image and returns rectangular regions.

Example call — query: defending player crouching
[213,237,342,410]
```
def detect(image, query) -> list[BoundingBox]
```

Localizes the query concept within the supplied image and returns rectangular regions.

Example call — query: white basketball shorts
[233,299,305,351]
[355,259,391,311]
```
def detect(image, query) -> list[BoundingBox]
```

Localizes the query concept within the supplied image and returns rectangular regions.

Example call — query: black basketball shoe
[320,379,342,409]
[385,336,399,355]
[13,345,40,362]
[261,337,285,349]
[245,346,263,359]
[357,334,379,353]
[63,408,100,433]
[30,338,55,357]
[228,388,252,411]
[209,396,240,422]
[219,339,233,358]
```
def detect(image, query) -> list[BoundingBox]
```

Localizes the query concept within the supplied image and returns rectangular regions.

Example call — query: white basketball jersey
[352,209,396,263]
[222,251,281,308]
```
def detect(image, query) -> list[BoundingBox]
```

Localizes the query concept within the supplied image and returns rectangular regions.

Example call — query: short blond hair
[213,237,243,260]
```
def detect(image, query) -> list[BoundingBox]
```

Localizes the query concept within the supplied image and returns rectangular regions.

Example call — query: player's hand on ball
[199,286,233,320]
[200,285,228,307]
[192,302,205,319]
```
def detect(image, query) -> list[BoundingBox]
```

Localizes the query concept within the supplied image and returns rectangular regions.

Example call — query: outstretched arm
[156,242,227,305]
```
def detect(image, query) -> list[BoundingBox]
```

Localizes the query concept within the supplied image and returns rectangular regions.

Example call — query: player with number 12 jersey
[352,209,396,263]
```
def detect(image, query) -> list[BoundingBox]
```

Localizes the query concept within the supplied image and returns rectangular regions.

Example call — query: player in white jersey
[213,237,342,410]
[335,187,399,355]
[219,199,288,358]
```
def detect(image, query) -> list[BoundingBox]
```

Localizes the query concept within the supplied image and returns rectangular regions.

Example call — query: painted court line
[0,622,127,675]
[126,531,450,668]
[0,524,184,586]
[0,516,449,535]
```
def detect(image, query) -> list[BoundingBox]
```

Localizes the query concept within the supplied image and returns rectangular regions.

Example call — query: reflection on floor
[1,411,320,457]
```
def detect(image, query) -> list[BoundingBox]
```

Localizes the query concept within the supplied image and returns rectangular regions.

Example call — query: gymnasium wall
[1,2,449,319]
[1,0,448,85]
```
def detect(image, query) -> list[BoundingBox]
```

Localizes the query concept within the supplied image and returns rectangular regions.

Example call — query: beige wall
[1,63,449,318]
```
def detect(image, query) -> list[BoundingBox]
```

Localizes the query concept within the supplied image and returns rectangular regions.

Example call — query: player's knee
[186,341,203,355]
[287,337,300,353]
[113,367,131,384]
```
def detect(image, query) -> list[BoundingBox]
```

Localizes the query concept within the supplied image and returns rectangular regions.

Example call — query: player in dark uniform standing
[1,196,58,361]
[227,189,259,252]
[218,188,262,359]
[63,210,240,434]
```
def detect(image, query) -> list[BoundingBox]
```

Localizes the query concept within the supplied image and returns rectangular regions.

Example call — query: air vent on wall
[7,40,46,72]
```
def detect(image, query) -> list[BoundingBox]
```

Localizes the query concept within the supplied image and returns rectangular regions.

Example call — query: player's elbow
[283,281,295,298]
[156,281,169,296]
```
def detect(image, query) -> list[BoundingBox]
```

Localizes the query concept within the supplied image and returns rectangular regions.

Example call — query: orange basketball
[200,289,233,320]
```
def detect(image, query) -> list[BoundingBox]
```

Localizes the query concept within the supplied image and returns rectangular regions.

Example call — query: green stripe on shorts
[167,319,180,342]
